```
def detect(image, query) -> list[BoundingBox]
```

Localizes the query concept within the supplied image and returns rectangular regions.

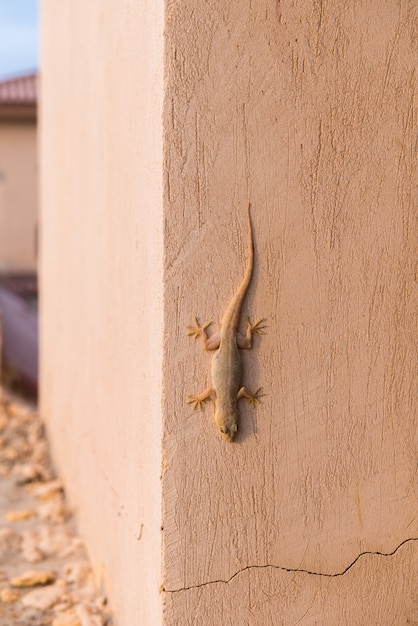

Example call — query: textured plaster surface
[39,0,416,623]
[164,540,417,625]
[162,0,416,623]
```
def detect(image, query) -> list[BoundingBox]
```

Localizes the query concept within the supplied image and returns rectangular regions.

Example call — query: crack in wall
[163,537,418,593]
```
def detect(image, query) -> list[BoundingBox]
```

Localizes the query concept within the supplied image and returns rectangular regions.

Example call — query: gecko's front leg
[187,387,216,410]
[237,386,264,406]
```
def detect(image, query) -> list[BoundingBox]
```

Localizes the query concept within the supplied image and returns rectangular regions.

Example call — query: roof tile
[0,72,37,105]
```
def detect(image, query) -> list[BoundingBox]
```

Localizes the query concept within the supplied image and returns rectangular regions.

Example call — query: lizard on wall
[187,204,265,441]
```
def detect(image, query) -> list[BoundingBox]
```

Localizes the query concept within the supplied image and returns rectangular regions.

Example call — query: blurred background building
[0,71,38,393]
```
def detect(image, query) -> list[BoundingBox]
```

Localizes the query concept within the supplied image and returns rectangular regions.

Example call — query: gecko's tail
[246,202,253,270]
[221,203,254,330]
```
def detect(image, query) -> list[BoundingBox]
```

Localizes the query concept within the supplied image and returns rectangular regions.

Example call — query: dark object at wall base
[0,275,38,396]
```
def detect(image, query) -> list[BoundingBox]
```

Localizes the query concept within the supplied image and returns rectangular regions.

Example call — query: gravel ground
[0,388,114,626]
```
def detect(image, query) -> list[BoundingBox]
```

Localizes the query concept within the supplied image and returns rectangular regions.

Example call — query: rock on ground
[0,389,113,626]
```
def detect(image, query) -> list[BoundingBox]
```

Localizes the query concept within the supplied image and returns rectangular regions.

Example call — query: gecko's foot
[186,317,212,339]
[246,317,267,335]
[239,386,265,407]
[187,394,208,410]
[246,387,265,406]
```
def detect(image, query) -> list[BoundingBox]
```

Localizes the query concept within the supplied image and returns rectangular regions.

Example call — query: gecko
[187,204,265,441]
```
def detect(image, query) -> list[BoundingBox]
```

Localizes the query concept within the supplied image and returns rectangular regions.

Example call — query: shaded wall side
[40,1,164,623]
[162,0,416,623]
[0,123,37,272]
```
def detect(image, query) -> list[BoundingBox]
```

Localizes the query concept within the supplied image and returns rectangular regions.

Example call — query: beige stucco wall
[0,121,37,273]
[41,0,416,625]
[162,1,417,624]
[40,1,163,623]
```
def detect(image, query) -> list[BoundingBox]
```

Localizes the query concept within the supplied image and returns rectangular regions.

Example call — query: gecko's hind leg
[187,387,216,410]
[237,386,264,407]
[237,317,267,349]
[187,317,220,350]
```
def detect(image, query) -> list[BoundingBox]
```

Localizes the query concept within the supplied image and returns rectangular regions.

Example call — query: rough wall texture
[0,123,37,273]
[163,1,417,624]
[40,1,163,623]
[40,0,416,623]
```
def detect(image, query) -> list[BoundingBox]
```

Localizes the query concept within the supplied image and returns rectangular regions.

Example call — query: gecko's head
[215,409,238,442]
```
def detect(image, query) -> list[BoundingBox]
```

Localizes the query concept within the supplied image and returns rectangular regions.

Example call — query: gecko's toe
[252,318,267,335]
[245,387,265,406]
[187,395,206,410]
[186,318,212,338]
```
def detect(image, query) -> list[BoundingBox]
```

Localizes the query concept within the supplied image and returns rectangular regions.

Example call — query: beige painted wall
[40,1,163,623]
[41,0,417,624]
[0,122,37,273]
[162,0,417,624]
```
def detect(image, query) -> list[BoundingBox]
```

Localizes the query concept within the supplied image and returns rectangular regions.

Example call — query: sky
[0,0,38,79]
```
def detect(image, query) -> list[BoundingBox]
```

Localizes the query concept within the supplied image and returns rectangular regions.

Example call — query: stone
[13,462,44,485]
[21,584,68,610]
[10,569,56,587]
[0,587,20,603]
[59,537,85,558]
[38,523,74,556]
[64,561,93,586]
[37,496,68,521]
[6,401,32,418]
[21,529,45,563]
[94,596,108,610]
[31,479,64,500]
[75,604,106,626]
[4,447,18,460]
[71,585,98,604]
[0,397,113,624]
[0,526,22,551]
[54,600,76,613]
[22,545,44,563]
[5,509,35,522]
[52,610,82,626]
